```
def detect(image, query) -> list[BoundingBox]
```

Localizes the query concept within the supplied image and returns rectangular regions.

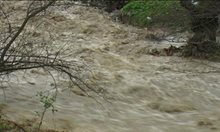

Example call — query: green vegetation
[36,92,57,131]
[121,0,189,29]
[0,120,13,131]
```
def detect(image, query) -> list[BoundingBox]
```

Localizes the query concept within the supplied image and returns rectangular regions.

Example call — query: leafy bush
[121,0,189,29]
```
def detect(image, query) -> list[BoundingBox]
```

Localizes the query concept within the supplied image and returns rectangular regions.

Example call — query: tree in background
[105,0,128,12]
[75,0,128,12]
[180,0,220,53]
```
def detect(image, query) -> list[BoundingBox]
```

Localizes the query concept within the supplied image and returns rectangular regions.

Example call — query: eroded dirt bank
[1,3,220,132]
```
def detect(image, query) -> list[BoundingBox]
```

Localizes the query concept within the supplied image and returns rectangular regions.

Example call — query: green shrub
[0,120,13,131]
[121,0,189,29]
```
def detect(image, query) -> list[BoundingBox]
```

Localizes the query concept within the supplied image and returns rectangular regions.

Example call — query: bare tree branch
[0,0,56,62]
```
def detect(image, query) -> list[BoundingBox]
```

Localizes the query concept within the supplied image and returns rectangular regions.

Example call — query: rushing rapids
[1,2,220,132]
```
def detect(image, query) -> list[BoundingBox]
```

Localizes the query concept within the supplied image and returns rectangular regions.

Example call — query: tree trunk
[180,0,220,47]
[105,0,128,12]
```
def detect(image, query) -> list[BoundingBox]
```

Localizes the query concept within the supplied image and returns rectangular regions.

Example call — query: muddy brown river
[1,2,220,132]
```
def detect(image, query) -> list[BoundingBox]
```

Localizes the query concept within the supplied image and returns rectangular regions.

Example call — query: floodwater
[1,2,220,132]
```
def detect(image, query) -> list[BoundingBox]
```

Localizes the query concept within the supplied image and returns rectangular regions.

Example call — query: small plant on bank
[36,91,57,131]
